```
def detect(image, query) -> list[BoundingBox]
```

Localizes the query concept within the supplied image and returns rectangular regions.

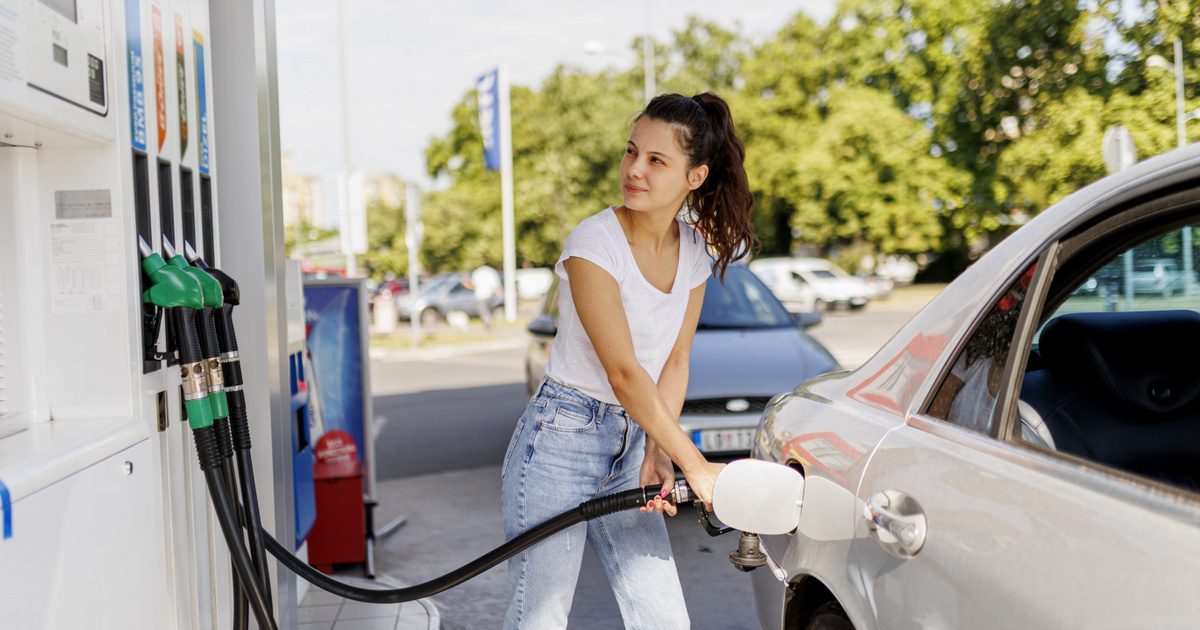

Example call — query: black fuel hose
[253,484,682,604]
[196,427,279,630]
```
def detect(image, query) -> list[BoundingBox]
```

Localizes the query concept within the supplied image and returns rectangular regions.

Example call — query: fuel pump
[139,237,277,630]
[183,242,274,610]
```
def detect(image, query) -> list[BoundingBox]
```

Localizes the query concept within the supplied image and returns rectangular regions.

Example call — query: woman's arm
[640,282,705,514]
[563,258,716,494]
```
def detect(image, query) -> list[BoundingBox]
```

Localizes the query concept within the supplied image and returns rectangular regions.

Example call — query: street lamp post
[1148,38,1197,296]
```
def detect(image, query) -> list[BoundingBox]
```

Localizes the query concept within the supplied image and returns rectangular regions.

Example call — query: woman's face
[620,117,707,214]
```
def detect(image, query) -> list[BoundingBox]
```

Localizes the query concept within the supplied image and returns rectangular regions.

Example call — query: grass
[369,312,534,351]
[369,329,501,351]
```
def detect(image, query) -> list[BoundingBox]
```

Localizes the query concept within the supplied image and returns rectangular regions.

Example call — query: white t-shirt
[470,265,501,300]
[547,207,713,404]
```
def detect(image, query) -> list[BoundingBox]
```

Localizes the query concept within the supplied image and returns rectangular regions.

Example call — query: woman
[501,92,755,629]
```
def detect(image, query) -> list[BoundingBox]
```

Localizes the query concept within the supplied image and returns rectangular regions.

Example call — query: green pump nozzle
[141,236,204,310]
[164,236,229,423]
[139,236,213,430]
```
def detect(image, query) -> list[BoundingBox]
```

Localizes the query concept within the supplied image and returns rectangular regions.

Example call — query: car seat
[1021,310,1200,490]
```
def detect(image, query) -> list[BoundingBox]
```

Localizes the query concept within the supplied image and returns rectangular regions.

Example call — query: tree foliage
[406,1,1191,276]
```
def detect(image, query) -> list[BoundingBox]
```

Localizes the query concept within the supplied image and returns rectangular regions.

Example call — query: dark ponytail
[637,92,756,280]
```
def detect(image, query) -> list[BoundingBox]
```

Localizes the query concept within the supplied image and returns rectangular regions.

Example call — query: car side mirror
[712,459,804,535]
[792,311,822,330]
[526,315,557,337]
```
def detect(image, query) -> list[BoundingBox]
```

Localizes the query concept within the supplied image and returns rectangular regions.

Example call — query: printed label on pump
[125,0,146,151]
[175,12,187,157]
[193,30,208,174]
[0,0,25,100]
[50,190,120,314]
[151,2,166,152]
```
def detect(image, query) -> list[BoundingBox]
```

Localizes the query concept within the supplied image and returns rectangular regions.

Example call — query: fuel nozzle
[728,532,768,572]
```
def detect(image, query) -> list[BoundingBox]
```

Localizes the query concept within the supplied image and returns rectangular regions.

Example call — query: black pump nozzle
[184,241,208,268]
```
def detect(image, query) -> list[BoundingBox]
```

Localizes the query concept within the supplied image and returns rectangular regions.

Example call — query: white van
[748,257,871,312]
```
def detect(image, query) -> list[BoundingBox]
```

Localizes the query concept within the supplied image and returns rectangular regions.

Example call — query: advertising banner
[475,67,501,171]
[302,279,373,496]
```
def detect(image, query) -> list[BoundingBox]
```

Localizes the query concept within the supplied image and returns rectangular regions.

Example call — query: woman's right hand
[682,460,726,511]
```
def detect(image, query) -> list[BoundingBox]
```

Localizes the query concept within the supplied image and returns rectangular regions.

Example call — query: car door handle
[863,490,927,558]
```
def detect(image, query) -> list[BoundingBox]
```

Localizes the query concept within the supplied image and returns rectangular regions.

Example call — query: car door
[446,280,475,314]
[851,211,1200,628]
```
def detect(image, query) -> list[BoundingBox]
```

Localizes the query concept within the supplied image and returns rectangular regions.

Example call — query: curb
[369,337,526,362]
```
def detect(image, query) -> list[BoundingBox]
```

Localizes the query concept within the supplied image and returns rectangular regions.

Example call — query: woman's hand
[639,443,678,517]
[681,460,725,512]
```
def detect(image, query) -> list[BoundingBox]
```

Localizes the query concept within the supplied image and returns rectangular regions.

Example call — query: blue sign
[194,32,210,175]
[476,68,501,171]
[303,282,370,489]
[125,0,146,151]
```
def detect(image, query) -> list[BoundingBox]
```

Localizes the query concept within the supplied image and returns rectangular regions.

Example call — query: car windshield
[697,265,794,329]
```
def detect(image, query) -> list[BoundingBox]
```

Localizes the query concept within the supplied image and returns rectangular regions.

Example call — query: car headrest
[1040,310,1200,416]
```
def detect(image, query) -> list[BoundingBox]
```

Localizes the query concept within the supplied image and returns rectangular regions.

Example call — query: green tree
[789,87,966,262]
[359,198,409,280]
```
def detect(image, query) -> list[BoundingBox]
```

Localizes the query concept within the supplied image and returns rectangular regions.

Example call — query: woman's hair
[637,92,756,280]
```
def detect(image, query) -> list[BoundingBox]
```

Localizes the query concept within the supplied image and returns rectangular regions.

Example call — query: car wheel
[420,307,442,326]
[849,302,866,311]
[805,601,853,630]
[813,299,827,313]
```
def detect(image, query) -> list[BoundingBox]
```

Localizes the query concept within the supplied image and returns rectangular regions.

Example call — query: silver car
[748,145,1200,629]
[525,263,839,456]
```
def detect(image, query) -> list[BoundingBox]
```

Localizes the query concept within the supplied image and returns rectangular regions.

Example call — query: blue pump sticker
[125,0,147,151]
[0,478,11,539]
[193,31,209,175]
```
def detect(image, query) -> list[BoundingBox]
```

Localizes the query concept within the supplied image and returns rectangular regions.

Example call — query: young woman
[500,92,755,629]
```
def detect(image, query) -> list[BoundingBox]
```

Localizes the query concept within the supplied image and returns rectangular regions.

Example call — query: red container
[306,431,365,572]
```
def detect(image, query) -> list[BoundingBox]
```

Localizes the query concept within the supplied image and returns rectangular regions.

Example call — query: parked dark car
[525,263,840,456]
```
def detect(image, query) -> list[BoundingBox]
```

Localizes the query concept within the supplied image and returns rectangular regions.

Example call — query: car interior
[930,203,1200,495]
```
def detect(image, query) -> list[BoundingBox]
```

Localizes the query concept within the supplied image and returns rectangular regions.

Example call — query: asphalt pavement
[363,288,936,628]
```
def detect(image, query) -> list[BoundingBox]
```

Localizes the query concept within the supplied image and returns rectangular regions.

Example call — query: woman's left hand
[639,443,678,517]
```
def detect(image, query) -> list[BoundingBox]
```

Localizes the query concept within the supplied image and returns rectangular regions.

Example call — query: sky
[275,1,836,225]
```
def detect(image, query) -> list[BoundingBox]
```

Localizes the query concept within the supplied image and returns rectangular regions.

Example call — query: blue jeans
[501,377,689,629]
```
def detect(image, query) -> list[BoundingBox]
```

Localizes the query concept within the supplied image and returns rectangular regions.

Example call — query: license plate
[694,428,755,452]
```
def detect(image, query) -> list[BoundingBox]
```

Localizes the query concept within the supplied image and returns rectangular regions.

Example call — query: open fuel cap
[712,459,804,535]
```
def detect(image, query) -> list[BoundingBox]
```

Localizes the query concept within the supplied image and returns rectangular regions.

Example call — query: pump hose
[214,418,249,630]
[195,426,279,630]
[252,484,672,604]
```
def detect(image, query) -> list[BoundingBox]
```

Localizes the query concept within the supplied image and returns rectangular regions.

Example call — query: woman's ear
[687,164,709,191]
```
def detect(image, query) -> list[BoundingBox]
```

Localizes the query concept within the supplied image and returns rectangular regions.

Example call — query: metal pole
[336,0,356,276]
[1175,38,1195,296]
[405,184,422,345]
[1175,38,1186,149]
[1124,250,1135,310]
[499,64,517,322]
[643,1,655,103]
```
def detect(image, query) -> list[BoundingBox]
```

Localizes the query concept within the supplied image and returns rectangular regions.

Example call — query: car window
[1050,227,1199,324]
[926,265,1036,435]
[809,269,837,280]
[698,265,793,329]
[1017,222,1200,495]
[790,271,807,285]
[542,277,560,320]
